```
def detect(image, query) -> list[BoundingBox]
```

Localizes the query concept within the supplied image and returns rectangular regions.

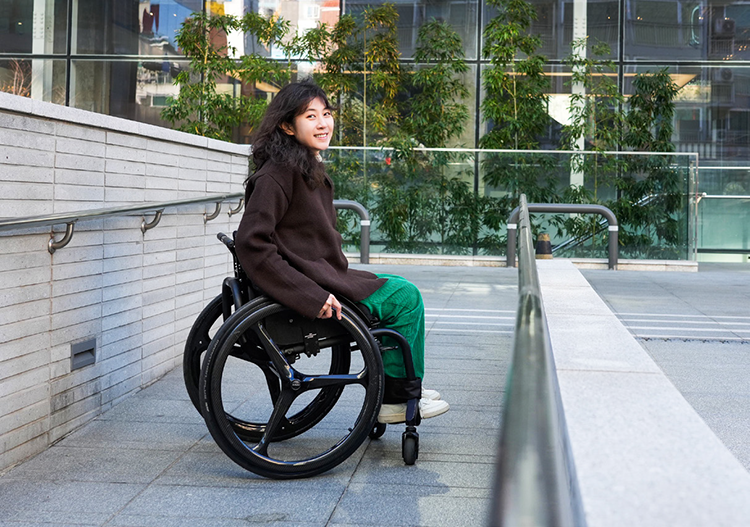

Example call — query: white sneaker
[422,388,441,400]
[378,398,450,424]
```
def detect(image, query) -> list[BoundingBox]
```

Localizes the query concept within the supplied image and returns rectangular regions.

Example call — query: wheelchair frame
[182,232,422,479]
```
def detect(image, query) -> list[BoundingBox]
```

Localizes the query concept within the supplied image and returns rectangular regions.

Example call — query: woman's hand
[318,294,342,320]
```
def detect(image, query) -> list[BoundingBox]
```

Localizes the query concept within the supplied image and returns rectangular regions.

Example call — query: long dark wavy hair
[248,80,333,188]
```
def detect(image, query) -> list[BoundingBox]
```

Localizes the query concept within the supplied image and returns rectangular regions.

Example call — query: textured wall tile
[0,145,54,167]
[101,320,142,348]
[0,317,49,347]
[1,299,51,325]
[0,367,49,399]
[49,319,101,348]
[55,152,105,172]
[0,284,49,311]
[57,137,106,158]
[56,122,106,142]
[0,128,56,152]
[0,341,49,378]
[0,411,50,453]
[0,165,54,184]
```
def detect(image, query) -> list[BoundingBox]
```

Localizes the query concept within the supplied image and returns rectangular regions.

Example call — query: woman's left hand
[318,294,342,320]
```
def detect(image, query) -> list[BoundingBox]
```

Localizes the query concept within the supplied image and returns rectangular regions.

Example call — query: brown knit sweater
[234,160,386,319]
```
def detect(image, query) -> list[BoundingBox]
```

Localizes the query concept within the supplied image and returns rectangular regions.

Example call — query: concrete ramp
[538,259,750,526]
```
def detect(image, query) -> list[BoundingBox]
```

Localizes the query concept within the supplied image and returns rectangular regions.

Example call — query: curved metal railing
[506,203,619,270]
[490,194,586,527]
[0,195,372,263]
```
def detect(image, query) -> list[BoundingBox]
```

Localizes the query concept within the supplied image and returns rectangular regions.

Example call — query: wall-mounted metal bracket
[228,199,244,217]
[48,222,76,254]
[204,202,221,223]
[141,209,163,234]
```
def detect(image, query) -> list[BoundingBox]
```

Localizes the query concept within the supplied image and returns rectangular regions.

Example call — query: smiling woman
[233,79,449,424]
[280,97,334,155]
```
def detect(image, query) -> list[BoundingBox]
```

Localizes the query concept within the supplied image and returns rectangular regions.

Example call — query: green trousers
[358,273,425,379]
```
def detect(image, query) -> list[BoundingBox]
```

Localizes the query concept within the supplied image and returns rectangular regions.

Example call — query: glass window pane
[71,59,186,125]
[624,1,750,61]
[0,0,68,54]
[0,58,66,103]
[483,0,617,61]
[346,0,479,60]
[72,0,197,55]
[628,65,750,167]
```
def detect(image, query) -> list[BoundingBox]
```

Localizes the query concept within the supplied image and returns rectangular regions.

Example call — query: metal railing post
[507,203,619,270]
[333,199,371,264]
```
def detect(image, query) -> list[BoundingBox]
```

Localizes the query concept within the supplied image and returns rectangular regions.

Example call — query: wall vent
[71,338,96,370]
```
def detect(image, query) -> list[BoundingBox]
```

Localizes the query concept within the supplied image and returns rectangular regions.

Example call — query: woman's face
[281,97,334,155]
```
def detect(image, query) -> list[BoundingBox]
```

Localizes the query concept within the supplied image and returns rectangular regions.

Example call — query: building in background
[1,0,749,260]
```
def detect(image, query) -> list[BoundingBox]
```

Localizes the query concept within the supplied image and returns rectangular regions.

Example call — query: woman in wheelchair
[234,80,449,425]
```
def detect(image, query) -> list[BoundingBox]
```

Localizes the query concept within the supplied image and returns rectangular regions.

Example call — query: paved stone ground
[583,263,750,472]
[0,265,518,527]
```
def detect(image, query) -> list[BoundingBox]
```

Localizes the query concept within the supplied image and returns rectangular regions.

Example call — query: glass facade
[1,0,749,260]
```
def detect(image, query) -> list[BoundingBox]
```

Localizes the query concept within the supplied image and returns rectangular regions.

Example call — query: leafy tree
[161,13,290,141]
[480,0,549,151]
[616,68,681,257]
[555,39,625,245]
[479,0,555,253]
[403,19,469,148]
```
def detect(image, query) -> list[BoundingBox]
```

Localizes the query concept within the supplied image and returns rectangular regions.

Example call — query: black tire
[183,294,224,413]
[183,295,272,415]
[402,433,418,465]
[200,301,384,479]
[369,422,387,439]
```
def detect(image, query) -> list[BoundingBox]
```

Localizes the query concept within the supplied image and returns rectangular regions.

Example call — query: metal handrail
[490,194,586,527]
[0,193,245,253]
[507,203,619,270]
[0,194,372,263]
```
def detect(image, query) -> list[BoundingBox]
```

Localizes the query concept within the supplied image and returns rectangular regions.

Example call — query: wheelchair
[183,233,422,479]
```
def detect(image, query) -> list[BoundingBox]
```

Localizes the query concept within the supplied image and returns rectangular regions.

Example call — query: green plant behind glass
[161,12,290,141]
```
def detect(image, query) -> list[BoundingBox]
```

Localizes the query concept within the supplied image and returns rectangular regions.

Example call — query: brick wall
[0,92,250,472]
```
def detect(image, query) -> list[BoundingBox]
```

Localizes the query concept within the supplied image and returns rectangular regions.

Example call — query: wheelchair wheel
[402,430,419,465]
[183,295,272,414]
[183,294,224,413]
[186,296,351,443]
[200,301,384,479]
[369,422,387,439]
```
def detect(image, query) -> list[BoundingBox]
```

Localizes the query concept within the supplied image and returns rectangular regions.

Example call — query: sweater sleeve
[234,174,330,319]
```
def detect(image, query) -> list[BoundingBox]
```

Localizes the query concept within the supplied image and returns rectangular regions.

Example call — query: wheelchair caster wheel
[402,431,419,465]
[370,422,387,439]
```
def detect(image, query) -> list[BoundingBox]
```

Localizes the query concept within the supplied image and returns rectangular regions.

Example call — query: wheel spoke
[253,321,293,381]
[252,389,297,455]
[300,372,366,390]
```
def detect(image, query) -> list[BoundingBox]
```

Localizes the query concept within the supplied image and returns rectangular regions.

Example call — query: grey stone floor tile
[153,445,363,487]
[351,457,495,489]
[108,516,325,527]
[369,430,499,458]
[3,445,183,483]
[58,420,208,451]
[0,480,145,523]
[116,484,343,524]
[97,397,204,424]
[330,483,491,526]
[0,522,101,526]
